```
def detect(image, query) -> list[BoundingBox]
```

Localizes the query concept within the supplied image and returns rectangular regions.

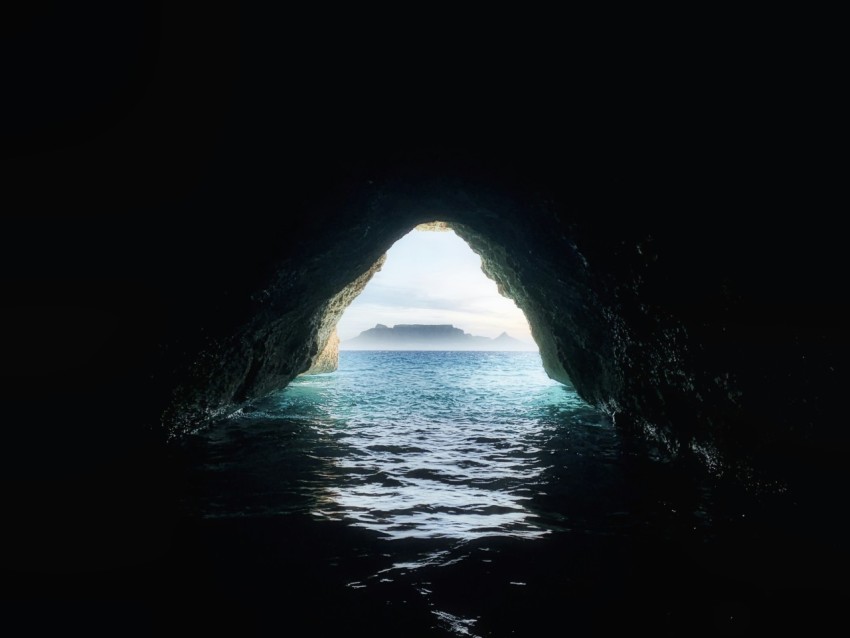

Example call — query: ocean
[175,351,835,636]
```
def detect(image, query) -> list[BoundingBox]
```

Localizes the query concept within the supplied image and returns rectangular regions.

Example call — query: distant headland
[341,324,536,351]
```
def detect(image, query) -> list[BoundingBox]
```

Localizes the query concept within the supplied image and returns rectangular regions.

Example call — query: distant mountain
[493,331,525,347]
[341,324,536,351]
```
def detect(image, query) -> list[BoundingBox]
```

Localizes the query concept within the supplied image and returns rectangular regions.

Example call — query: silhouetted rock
[342,324,534,351]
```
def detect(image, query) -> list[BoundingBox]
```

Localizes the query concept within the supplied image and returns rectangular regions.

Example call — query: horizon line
[338,348,539,352]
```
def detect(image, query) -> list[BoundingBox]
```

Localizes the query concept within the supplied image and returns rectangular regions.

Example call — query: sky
[337,228,535,346]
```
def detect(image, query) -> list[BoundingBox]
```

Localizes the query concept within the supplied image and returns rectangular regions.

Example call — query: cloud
[337,229,534,344]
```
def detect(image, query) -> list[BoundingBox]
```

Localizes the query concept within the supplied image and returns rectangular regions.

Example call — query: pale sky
[337,228,535,346]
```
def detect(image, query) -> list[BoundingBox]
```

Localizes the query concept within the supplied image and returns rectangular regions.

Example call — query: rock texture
[159,251,388,434]
[302,329,339,374]
[3,7,844,559]
[140,175,841,480]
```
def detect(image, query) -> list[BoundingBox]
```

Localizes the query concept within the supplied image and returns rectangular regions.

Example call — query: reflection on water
[176,351,837,635]
[185,351,610,542]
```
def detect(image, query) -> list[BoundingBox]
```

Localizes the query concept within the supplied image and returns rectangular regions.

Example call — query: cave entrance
[272,223,595,540]
[183,221,603,541]
[336,222,538,354]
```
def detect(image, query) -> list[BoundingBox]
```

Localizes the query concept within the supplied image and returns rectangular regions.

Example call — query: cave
[3,6,846,636]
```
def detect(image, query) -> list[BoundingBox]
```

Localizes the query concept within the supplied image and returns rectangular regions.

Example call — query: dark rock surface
[1,3,844,607]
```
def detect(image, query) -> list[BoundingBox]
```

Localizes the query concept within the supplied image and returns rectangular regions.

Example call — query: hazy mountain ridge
[342,324,535,351]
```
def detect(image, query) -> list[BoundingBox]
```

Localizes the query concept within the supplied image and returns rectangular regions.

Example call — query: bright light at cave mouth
[337,224,537,351]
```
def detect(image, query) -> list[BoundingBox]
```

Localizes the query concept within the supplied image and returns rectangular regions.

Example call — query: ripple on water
[185,351,617,541]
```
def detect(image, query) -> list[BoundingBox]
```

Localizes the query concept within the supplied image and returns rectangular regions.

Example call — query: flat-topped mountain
[341,324,535,351]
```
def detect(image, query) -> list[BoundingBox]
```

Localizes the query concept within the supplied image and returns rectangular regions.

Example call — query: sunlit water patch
[185,351,610,541]
[176,351,822,635]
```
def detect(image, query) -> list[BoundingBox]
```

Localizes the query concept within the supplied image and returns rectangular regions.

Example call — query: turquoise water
[189,351,618,539]
[178,351,805,635]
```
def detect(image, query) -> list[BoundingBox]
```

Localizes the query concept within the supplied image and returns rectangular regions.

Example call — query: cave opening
[165,205,590,439]
[163,202,831,635]
[336,221,538,353]
[183,221,608,541]
[271,222,596,540]
[9,9,845,631]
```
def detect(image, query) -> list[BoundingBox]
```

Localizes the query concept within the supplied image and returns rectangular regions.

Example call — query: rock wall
[161,250,388,436]
[142,173,841,482]
[302,329,339,375]
[3,6,844,547]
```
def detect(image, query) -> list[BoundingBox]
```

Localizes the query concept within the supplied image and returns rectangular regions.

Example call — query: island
[341,324,535,351]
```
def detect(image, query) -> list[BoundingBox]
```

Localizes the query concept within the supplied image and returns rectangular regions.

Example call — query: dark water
[175,351,846,636]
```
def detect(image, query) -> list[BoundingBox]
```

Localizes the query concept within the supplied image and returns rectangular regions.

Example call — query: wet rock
[302,329,339,375]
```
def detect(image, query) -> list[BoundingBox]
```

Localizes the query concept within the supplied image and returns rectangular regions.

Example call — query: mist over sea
[340,324,536,351]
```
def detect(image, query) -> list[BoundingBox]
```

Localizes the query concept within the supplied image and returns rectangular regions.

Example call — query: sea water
[177,351,820,636]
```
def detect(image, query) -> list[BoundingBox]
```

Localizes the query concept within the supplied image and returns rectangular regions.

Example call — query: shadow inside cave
[163,347,846,636]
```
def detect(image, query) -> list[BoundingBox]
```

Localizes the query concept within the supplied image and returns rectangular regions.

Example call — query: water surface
[178,351,832,636]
